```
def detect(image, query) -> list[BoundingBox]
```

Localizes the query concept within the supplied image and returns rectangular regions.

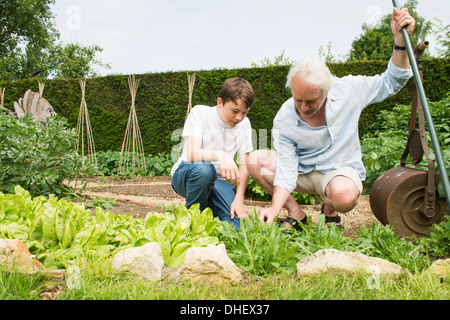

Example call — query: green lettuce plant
[136,204,219,268]
[0,186,219,269]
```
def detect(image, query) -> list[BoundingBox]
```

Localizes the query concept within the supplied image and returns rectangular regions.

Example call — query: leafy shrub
[355,223,430,271]
[95,150,173,177]
[145,152,173,177]
[419,215,450,259]
[245,176,318,205]
[361,94,450,192]
[0,114,94,197]
[361,131,407,191]
[95,150,122,176]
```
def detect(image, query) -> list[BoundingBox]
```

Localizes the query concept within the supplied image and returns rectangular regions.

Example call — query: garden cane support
[77,79,97,168]
[118,75,146,176]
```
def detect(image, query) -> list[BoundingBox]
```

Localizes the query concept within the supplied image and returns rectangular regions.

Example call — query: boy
[171,78,255,230]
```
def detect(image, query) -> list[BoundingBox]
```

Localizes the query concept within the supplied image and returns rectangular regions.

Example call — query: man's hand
[257,206,279,223]
[391,7,416,70]
[257,186,291,223]
[391,7,415,44]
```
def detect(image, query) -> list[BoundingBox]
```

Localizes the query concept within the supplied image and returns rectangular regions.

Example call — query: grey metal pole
[392,0,450,210]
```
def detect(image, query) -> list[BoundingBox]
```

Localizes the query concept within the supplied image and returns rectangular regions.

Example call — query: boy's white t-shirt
[170,105,253,179]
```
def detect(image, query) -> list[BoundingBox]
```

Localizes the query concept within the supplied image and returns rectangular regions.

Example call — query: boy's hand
[217,151,240,186]
[230,199,249,220]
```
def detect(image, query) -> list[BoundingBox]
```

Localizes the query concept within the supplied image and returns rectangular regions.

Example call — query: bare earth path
[68,176,379,239]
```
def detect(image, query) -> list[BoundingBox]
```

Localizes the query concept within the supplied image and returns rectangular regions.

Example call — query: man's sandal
[283,216,308,232]
[321,204,343,230]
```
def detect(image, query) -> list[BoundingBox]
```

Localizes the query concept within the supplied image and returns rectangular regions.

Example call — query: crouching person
[171,78,255,230]
[247,7,415,231]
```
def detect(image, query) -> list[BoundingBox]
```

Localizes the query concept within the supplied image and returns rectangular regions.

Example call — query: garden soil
[69,176,379,239]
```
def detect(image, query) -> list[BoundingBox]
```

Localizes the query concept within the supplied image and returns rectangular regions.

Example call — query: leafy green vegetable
[0,186,220,269]
[218,211,298,276]
[141,204,219,267]
[292,215,355,260]
[355,222,429,271]
[1,185,445,274]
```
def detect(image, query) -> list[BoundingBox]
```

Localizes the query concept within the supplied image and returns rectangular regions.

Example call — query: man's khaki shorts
[294,167,363,197]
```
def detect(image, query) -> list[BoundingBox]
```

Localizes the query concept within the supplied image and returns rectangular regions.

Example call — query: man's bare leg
[323,175,360,226]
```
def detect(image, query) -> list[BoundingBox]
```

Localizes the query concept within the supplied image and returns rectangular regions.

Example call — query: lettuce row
[0,186,219,268]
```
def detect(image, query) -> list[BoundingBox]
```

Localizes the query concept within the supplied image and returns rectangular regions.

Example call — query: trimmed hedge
[1,58,448,155]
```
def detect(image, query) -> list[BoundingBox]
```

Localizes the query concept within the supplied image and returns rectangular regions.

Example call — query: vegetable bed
[0,186,219,269]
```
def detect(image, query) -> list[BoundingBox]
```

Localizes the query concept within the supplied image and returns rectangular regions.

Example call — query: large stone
[178,244,243,284]
[426,259,450,277]
[111,242,164,281]
[0,239,42,272]
[296,249,403,275]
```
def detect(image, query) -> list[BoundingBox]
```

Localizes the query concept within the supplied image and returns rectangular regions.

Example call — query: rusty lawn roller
[370,166,448,238]
[370,1,450,239]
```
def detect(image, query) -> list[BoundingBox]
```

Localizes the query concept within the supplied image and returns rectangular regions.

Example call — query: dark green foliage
[420,216,450,258]
[0,59,448,156]
[0,114,94,196]
[361,94,450,191]
[95,150,173,177]
[347,0,432,62]
[356,222,430,271]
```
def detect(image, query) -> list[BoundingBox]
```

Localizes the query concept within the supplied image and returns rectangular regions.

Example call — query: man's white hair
[286,56,334,94]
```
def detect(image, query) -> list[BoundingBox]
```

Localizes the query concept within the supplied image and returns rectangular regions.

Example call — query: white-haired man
[247,7,416,230]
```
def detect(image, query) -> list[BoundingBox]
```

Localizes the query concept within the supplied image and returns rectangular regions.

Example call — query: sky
[51,0,450,76]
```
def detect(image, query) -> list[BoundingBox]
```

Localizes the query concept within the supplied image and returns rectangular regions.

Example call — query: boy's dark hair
[218,78,255,109]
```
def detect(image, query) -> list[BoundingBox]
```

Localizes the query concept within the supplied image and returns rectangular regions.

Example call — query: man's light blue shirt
[273,59,413,193]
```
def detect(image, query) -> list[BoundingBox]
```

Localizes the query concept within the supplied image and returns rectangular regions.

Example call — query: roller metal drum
[370,167,448,238]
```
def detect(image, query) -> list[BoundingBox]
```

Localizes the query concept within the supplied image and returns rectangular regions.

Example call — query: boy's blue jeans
[171,161,240,230]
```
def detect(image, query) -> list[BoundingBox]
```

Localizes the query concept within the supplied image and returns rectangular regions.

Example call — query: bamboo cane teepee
[186,73,196,121]
[172,73,196,161]
[76,79,97,167]
[118,75,146,176]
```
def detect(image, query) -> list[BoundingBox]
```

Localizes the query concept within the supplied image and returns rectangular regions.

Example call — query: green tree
[47,43,109,79]
[0,0,58,79]
[432,18,450,58]
[318,42,345,63]
[251,50,293,68]
[348,0,432,61]
[0,0,109,80]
